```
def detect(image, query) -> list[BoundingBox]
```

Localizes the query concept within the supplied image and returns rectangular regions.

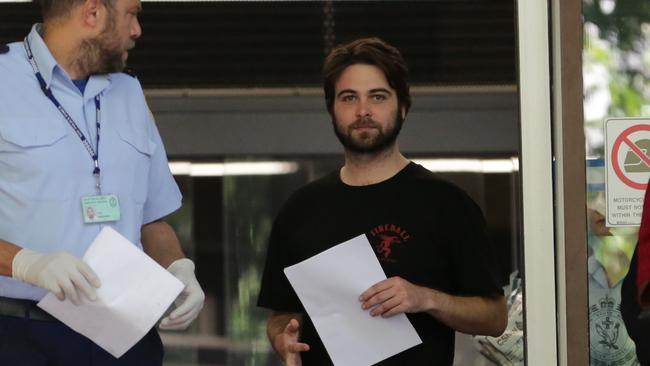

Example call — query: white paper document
[38,227,184,358]
[284,234,422,366]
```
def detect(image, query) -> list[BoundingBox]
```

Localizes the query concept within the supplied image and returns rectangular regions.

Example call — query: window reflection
[583,1,650,364]
[585,161,640,365]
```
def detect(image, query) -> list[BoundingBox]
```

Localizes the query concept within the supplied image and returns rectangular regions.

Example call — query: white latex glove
[12,248,101,305]
[160,258,205,330]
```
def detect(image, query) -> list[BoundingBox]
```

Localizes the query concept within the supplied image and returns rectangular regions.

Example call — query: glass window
[583,1,650,364]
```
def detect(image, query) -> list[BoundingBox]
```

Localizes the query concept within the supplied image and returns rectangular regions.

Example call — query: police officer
[0,0,204,364]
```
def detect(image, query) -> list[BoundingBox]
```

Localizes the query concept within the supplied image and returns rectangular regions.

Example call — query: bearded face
[330,64,405,155]
[332,109,404,154]
[77,4,137,76]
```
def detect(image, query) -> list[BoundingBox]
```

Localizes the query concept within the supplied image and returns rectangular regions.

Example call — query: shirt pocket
[0,117,67,151]
[111,120,156,205]
[0,117,72,201]
[115,121,157,157]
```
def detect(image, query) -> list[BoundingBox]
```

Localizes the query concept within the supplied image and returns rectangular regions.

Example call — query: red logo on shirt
[369,224,411,262]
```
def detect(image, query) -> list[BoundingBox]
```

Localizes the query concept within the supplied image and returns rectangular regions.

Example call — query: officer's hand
[160,258,205,330]
[274,318,309,366]
[12,248,101,305]
[359,276,432,317]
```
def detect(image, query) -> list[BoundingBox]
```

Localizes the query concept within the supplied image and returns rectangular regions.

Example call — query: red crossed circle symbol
[611,124,650,190]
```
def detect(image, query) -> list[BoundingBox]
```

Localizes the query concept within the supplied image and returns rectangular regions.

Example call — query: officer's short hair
[35,0,115,21]
[322,37,411,116]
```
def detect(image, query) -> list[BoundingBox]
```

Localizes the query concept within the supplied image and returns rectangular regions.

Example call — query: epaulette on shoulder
[0,44,9,55]
[122,68,138,78]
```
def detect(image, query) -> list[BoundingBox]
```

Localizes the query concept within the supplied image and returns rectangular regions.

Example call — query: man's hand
[273,318,309,366]
[12,248,101,305]
[361,276,507,336]
[359,276,432,317]
[160,258,205,330]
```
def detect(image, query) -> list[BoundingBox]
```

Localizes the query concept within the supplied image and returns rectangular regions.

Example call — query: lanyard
[23,38,103,193]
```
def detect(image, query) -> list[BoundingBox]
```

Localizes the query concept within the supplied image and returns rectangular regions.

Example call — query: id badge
[81,194,121,223]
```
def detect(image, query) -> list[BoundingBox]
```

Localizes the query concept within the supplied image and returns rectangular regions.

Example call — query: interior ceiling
[0,0,515,89]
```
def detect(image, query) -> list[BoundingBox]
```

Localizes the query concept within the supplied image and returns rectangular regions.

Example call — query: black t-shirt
[257,162,503,365]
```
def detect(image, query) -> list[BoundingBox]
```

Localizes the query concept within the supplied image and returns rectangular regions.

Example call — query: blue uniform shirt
[0,24,182,301]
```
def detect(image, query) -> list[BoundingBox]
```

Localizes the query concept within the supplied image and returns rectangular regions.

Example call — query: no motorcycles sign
[605,118,650,227]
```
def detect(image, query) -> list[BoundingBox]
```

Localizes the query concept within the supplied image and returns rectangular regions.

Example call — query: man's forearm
[0,239,22,277]
[141,220,185,268]
[425,288,507,337]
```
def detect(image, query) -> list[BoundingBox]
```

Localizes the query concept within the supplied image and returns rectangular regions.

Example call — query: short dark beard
[76,8,126,76]
[332,110,403,154]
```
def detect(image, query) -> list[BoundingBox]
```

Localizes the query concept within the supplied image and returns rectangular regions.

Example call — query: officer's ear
[80,0,105,30]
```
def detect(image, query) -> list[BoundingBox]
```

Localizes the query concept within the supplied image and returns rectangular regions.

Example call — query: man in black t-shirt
[257,37,507,365]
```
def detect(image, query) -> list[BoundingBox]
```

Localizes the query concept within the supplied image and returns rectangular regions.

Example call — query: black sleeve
[256,200,304,312]
[449,189,504,297]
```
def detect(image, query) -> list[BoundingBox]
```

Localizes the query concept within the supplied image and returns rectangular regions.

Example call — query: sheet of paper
[284,234,422,366]
[38,226,184,358]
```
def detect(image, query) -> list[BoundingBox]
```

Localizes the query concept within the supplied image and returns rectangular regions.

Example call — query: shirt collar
[26,23,58,90]
[588,255,609,288]
[26,23,111,98]
[86,74,111,100]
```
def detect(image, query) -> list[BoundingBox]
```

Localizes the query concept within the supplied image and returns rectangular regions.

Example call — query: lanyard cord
[24,38,102,192]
